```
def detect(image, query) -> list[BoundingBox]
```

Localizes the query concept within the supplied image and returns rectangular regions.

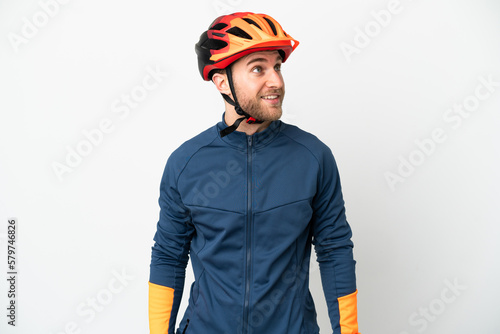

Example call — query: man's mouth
[261,94,280,104]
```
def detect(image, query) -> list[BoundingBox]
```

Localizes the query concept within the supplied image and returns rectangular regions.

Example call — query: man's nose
[266,69,283,88]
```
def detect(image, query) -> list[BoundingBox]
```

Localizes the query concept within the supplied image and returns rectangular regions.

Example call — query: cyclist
[149,11,360,334]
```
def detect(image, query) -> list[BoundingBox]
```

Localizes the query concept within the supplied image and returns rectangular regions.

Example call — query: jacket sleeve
[311,147,360,334]
[149,155,194,334]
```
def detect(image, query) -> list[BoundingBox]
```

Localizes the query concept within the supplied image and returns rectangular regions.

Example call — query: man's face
[230,50,285,121]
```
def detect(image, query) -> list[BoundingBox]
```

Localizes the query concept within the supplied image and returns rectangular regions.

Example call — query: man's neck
[224,109,272,136]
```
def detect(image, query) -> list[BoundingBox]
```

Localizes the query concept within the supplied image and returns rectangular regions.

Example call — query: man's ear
[212,72,231,96]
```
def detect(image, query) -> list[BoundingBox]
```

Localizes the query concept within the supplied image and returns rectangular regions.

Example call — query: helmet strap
[219,116,246,138]
[219,65,263,138]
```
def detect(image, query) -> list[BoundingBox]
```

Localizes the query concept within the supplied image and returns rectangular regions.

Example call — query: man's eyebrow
[245,56,283,67]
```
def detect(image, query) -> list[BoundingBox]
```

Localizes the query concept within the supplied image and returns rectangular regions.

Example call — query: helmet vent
[263,17,278,36]
[243,18,262,30]
[211,23,228,31]
[226,27,253,40]
[202,38,228,50]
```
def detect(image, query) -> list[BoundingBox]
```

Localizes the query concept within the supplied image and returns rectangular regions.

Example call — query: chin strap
[219,66,263,138]
[219,116,246,137]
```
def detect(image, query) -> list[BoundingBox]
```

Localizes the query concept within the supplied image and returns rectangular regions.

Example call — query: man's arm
[311,147,360,334]
[149,155,194,334]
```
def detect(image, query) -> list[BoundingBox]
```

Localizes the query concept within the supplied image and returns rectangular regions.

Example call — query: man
[149,12,360,334]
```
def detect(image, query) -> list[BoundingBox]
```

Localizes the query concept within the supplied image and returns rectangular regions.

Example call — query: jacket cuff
[149,282,175,334]
[338,289,360,334]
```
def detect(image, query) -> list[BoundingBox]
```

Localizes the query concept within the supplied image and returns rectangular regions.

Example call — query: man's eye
[275,64,281,71]
[252,66,262,73]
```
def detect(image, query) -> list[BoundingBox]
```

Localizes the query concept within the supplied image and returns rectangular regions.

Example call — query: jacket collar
[217,112,282,150]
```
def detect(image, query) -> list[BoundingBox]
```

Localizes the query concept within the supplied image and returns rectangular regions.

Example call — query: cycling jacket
[149,114,359,334]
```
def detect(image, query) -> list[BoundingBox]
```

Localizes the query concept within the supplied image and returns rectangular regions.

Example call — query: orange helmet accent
[195,12,299,81]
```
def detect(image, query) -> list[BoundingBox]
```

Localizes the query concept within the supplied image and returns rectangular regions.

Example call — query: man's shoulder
[166,124,219,169]
[280,122,333,158]
[280,122,339,172]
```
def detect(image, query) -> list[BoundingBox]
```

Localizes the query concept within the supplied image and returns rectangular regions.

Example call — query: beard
[234,85,285,122]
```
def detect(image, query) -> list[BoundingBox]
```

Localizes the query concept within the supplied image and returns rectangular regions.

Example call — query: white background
[1,0,499,333]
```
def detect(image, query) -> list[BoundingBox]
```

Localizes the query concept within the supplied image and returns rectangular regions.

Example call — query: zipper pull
[247,136,253,147]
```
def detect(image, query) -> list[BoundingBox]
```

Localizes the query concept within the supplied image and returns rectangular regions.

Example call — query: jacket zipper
[242,135,253,334]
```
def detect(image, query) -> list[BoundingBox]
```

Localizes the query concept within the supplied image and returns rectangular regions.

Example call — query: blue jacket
[149,115,359,334]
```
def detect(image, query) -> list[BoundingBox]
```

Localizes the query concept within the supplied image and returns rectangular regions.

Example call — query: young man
[149,12,360,334]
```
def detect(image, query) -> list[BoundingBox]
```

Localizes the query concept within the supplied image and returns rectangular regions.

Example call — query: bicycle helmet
[195,12,299,137]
